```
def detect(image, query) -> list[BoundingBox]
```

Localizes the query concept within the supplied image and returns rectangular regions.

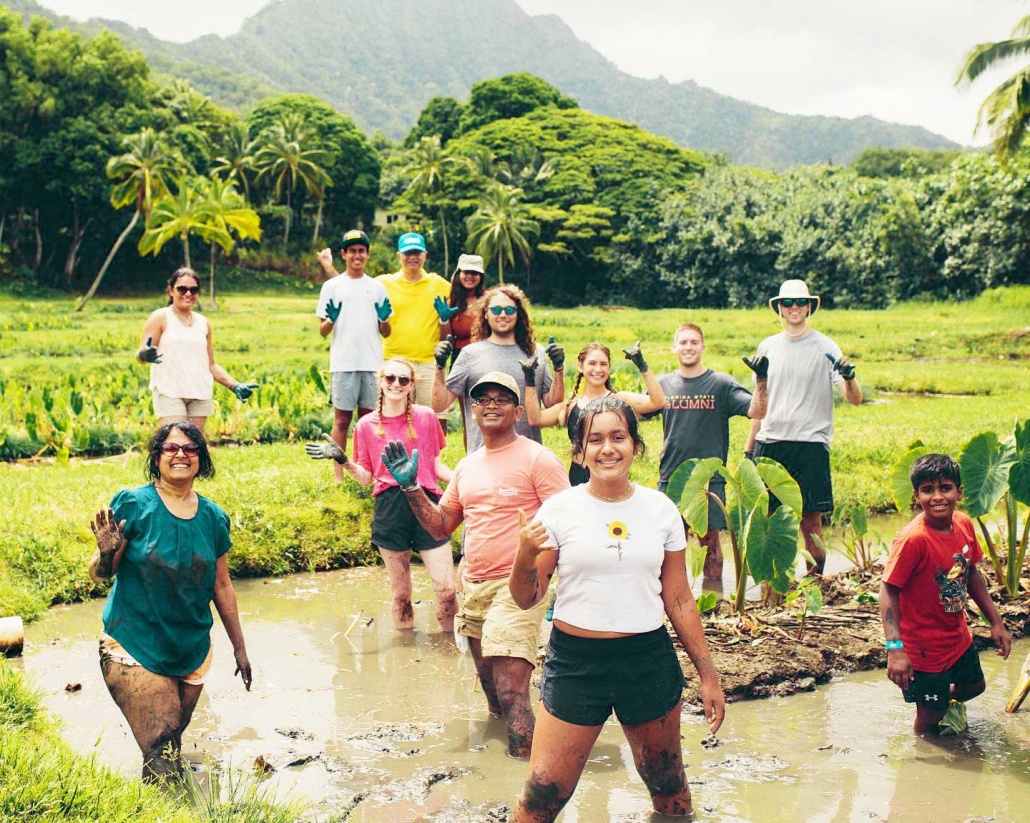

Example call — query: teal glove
[434,295,459,322]
[324,299,341,323]
[232,382,259,401]
[383,440,419,488]
[375,297,392,323]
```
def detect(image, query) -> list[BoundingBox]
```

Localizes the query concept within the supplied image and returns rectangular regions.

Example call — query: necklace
[587,482,634,503]
[173,309,194,327]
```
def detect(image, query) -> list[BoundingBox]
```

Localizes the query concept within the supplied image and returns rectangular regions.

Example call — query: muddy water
[19,564,1030,822]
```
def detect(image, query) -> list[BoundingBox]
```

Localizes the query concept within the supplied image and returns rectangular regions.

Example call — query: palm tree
[253,114,332,249]
[465,183,539,285]
[211,121,259,200]
[198,176,262,309]
[957,15,1030,155]
[138,180,213,270]
[75,128,180,311]
[405,135,472,273]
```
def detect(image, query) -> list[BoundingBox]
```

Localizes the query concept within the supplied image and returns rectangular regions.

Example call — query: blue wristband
[885,640,904,650]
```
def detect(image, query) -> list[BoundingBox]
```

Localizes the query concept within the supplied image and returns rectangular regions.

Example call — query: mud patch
[344,721,444,758]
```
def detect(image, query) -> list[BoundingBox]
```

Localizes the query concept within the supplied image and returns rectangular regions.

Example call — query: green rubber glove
[376,297,393,323]
[383,440,419,488]
[324,299,342,323]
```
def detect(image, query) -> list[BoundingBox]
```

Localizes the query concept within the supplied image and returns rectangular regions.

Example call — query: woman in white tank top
[136,268,259,430]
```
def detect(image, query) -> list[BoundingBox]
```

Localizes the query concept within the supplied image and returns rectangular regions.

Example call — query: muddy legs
[623,699,692,816]
[801,511,826,575]
[418,544,457,632]
[700,529,723,581]
[378,548,416,629]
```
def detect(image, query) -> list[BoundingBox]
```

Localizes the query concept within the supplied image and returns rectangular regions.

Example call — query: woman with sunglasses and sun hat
[434,253,487,367]
[306,357,457,632]
[521,341,665,485]
[136,267,260,430]
[508,395,724,821]
[88,420,252,785]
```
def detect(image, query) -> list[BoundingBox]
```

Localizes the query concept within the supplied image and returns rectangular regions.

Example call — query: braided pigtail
[406,392,416,440]
[376,389,385,437]
[558,372,583,427]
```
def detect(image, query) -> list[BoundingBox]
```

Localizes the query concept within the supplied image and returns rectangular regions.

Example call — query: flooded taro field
[18,562,1030,822]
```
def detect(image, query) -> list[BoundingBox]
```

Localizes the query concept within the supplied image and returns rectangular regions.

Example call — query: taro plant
[665,456,802,613]
[785,575,823,640]
[815,504,888,571]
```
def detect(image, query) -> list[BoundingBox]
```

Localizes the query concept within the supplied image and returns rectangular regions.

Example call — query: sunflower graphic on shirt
[607,521,629,561]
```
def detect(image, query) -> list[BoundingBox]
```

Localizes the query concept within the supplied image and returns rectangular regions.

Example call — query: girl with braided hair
[523,342,665,485]
[306,358,456,631]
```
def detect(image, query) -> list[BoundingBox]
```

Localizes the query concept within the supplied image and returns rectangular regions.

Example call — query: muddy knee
[639,755,687,800]
[142,728,183,783]
[436,588,457,619]
[518,773,573,821]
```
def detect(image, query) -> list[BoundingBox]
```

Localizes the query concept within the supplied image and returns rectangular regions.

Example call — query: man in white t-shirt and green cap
[745,279,862,574]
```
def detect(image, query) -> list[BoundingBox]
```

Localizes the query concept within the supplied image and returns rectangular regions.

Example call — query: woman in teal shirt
[89,421,251,785]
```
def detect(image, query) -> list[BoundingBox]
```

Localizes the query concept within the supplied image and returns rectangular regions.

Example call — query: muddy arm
[212,554,252,690]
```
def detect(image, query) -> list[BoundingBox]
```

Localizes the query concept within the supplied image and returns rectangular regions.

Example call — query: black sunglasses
[779,298,809,308]
[175,285,200,295]
[383,373,412,386]
[160,441,200,455]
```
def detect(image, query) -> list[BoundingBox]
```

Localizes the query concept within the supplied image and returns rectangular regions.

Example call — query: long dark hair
[449,267,485,313]
[471,284,535,356]
[570,395,646,463]
[145,420,215,481]
[165,267,200,307]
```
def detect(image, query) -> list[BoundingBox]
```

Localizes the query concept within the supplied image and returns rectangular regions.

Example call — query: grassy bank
[1,286,1029,619]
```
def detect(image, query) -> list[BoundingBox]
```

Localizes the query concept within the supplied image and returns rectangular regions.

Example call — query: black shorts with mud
[540,625,686,726]
[371,486,446,552]
[754,439,833,513]
[903,641,983,707]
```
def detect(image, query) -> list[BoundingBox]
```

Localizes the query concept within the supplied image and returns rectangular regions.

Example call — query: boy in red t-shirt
[880,453,1011,734]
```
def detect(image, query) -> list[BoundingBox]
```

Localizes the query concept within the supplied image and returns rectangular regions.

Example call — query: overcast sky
[33,0,1027,145]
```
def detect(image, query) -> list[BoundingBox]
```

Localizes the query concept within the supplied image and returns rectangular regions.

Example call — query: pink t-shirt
[439,436,570,581]
[352,405,446,497]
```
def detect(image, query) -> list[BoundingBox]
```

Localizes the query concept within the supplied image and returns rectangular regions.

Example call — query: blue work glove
[434,295,459,322]
[825,353,856,381]
[375,297,392,323]
[383,440,419,488]
[138,336,161,364]
[434,334,454,369]
[232,382,260,402]
[324,298,341,324]
[545,336,564,371]
[622,341,648,373]
[742,355,769,380]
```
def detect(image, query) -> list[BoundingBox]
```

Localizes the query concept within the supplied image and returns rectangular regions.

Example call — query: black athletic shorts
[540,625,686,726]
[754,439,833,513]
[903,641,984,707]
[371,486,448,552]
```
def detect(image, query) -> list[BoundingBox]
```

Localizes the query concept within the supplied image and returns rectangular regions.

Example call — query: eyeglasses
[488,305,518,316]
[160,442,200,456]
[383,374,412,386]
[473,394,516,407]
[175,285,200,295]
[779,298,809,308]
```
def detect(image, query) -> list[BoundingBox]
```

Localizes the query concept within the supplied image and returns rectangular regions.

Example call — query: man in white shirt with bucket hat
[746,279,862,574]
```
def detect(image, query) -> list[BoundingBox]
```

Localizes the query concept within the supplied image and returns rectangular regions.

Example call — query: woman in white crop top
[137,268,259,430]
[509,395,724,822]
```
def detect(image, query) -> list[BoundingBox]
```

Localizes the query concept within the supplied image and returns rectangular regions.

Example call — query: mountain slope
[6,0,958,167]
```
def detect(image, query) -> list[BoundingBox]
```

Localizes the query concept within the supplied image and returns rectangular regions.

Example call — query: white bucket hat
[769,279,820,315]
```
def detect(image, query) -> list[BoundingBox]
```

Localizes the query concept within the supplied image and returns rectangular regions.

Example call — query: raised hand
[545,336,565,371]
[622,340,648,373]
[305,433,347,464]
[91,508,127,557]
[434,334,454,369]
[316,247,334,274]
[518,509,557,560]
[742,355,769,380]
[324,298,342,323]
[138,336,161,364]
[825,353,856,381]
[518,354,539,388]
[383,440,419,488]
[232,382,260,402]
[234,647,253,691]
[375,296,393,323]
[434,295,459,322]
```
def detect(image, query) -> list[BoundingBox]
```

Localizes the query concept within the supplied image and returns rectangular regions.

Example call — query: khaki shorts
[412,361,449,422]
[152,390,214,420]
[457,576,548,666]
[99,633,213,686]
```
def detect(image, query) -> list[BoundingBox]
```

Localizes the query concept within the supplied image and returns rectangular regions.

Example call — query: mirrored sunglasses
[160,442,200,456]
[175,285,200,295]
[489,305,518,316]
[383,374,412,386]
[779,297,809,307]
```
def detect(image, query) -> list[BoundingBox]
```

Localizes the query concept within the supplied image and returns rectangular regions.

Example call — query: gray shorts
[152,390,214,419]
[331,371,377,411]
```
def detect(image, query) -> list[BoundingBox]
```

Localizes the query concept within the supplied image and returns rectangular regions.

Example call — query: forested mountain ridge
[5,0,957,168]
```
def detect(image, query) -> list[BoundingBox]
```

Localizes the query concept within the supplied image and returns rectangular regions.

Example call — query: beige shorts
[152,390,214,420]
[457,576,548,666]
[412,361,449,421]
[99,633,213,686]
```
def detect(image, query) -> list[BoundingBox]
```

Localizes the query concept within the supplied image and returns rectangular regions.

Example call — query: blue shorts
[331,371,377,411]
[903,641,983,708]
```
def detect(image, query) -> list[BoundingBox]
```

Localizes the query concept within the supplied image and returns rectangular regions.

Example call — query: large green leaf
[744,494,800,595]
[736,458,767,512]
[890,443,930,513]
[959,431,1016,518]
[664,458,698,509]
[674,457,723,537]
[1008,420,1030,506]
[756,457,803,515]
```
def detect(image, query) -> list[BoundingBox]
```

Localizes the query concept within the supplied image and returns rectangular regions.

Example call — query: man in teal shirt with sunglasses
[745,279,862,574]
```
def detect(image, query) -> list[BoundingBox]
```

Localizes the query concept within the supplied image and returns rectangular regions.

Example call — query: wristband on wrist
[885,640,904,650]
[400,483,420,493]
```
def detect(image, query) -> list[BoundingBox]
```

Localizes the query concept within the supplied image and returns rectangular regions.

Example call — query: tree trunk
[75,209,140,312]
[208,244,218,311]
[497,250,504,285]
[283,185,293,249]
[439,205,449,275]
[182,233,192,270]
[312,197,324,246]
[32,209,42,270]
[64,213,91,287]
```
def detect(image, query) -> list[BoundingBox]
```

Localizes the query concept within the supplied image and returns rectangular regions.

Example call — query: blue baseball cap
[397,232,427,253]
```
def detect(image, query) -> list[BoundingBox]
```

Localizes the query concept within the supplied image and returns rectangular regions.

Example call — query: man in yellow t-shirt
[378,232,452,413]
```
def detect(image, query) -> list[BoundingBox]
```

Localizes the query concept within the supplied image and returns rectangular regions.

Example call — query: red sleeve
[882,521,924,589]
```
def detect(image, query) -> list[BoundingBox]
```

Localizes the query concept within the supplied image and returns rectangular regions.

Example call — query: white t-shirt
[755,329,844,445]
[315,274,388,373]
[536,484,686,633]
[149,307,212,400]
